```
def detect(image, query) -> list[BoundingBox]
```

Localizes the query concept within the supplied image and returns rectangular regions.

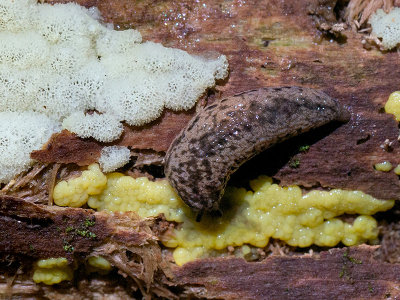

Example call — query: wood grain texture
[1,195,400,299]
[171,246,400,299]
[9,1,400,298]
[31,130,103,166]
[44,0,400,200]
[0,196,165,295]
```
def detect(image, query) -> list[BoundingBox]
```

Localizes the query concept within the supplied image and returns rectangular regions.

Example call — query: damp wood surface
[5,0,400,299]
[0,196,165,293]
[0,196,159,263]
[1,195,400,299]
[171,246,400,299]
[43,0,400,200]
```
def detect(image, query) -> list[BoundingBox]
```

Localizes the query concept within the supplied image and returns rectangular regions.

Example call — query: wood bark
[40,0,400,200]
[3,0,400,299]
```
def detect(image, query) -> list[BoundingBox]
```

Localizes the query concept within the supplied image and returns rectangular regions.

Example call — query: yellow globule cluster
[32,256,112,285]
[374,161,393,172]
[53,164,107,207]
[394,165,400,175]
[87,173,186,221]
[87,256,112,274]
[385,91,400,121]
[32,258,73,285]
[53,164,394,266]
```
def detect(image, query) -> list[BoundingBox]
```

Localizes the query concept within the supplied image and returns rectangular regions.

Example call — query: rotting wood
[2,0,400,298]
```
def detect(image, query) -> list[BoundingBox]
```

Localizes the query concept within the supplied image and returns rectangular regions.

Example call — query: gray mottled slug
[164,86,350,214]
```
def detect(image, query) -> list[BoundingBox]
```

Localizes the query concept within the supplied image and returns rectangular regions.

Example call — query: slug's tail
[337,104,351,123]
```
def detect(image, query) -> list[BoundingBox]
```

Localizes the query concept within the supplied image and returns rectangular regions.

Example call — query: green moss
[62,217,97,252]
[84,217,95,227]
[339,249,363,279]
[368,284,374,293]
[339,266,347,279]
[75,229,96,239]
[289,158,300,168]
[209,279,219,285]
[64,217,97,239]
[299,145,310,152]
[343,249,362,264]
[63,241,74,253]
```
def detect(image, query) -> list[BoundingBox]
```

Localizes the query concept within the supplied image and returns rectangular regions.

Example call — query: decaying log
[41,0,400,200]
[31,130,103,166]
[118,108,199,153]
[0,196,164,295]
[171,246,400,299]
[3,0,400,298]
[1,198,400,300]
[1,196,400,299]
[30,109,197,166]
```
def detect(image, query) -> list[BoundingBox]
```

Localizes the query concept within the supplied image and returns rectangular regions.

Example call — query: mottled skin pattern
[164,87,350,213]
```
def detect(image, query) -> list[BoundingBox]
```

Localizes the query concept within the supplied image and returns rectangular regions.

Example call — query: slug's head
[184,188,224,213]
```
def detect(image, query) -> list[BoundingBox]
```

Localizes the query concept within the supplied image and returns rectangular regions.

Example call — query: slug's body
[164,87,350,213]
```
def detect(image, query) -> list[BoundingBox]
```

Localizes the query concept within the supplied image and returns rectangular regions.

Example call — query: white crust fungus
[99,146,131,173]
[0,112,60,184]
[62,112,123,143]
[369,8,400,50]
[0,0,228,183]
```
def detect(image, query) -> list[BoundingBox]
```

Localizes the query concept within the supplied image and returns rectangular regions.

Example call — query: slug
[164,86,350,214]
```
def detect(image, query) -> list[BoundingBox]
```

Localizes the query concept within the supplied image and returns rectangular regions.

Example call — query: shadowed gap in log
[229,121,344,189]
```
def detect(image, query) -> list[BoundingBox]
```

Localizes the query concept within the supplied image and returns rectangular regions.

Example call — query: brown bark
[0,196,164,294]
[2,196,400,299]
[171,246,400,299]
[4,0,400,299]
[40,0,400,200]
[31,130,103,166]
